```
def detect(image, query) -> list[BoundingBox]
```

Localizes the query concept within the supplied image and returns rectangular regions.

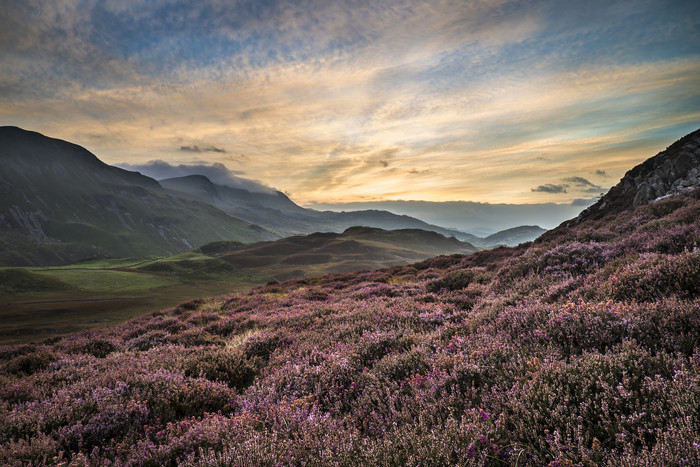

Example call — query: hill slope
[0,127,272,265]
[0,129,698,465]
[207,226,478,281]
[473,225,546,247]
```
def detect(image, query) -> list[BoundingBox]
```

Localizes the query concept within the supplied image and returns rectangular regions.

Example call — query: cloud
[564,176,596,187]
[531,184,567,194]
[564,175,605,194]
[116,160,275,193]
[1,1,699,205]
[595,170,606,176]
[180,145,227,153]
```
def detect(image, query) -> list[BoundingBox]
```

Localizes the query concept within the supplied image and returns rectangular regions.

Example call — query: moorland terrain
[0,126,541,342]
[0,129,698,464]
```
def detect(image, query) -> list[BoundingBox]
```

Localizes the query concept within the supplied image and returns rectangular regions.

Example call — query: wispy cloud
[180,145,227,154]
[1,0,698,204]
[564,177,596,187]
[532,184,567,194]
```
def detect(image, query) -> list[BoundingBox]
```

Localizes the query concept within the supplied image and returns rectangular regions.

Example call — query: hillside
[162,174,535,244]
[472,225,547,248]
[0,127,272,265]
[210,226,478,281]
[574,127,700,221]
[0,130,698,465]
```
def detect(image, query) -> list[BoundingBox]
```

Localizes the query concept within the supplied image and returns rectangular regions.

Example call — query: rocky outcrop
[577,128,700,221]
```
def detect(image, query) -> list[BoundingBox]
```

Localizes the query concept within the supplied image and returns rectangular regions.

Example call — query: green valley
[0,253,270,344]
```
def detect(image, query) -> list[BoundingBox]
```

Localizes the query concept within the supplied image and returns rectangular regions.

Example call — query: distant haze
[306,200,595,235]
[119,160,594,234]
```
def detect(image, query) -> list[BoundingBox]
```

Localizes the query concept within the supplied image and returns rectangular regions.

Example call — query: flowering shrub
[0,189,699,465]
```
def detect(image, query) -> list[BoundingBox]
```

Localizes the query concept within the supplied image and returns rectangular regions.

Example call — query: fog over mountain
[117,161,276,194]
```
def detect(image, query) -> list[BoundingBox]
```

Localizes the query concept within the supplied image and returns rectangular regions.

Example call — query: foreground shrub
[1,189,699,465]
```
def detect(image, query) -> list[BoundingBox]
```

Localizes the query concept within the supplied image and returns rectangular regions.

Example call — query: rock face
[578,128,700,221]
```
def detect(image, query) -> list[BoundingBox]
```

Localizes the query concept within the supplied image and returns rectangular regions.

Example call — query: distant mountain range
[160,174,546,246]
[306,200,593,235]
[0,126,547,266]
[160,174,473,240]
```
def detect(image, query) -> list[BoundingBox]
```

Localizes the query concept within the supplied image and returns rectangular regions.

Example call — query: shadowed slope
[0,127,272,265]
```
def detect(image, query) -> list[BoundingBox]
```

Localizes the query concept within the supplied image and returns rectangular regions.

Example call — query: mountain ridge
[0,126,272,265]
[161,174,545,246]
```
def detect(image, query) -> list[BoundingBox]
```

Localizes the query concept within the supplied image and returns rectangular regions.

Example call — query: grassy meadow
[0,253,270,344]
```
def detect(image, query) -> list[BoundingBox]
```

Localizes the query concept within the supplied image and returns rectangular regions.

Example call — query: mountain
[0,127,272,265]
[206,226,479,281]
[2,129,697,466]
[160,175,330,238]
[305,199,594,234]
[574,127,700,222]
[473,225,547,247]
[161,174,543,245]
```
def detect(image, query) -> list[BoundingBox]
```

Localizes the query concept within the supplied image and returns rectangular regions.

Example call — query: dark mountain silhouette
[0,127,272,265]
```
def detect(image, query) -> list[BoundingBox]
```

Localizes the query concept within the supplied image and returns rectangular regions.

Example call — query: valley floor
[0,254,269,344]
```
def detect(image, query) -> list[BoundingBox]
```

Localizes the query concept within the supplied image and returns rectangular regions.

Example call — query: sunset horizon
[1,0,699,205]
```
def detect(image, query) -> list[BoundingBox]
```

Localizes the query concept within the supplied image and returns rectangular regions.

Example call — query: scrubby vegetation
[1,189,699,466]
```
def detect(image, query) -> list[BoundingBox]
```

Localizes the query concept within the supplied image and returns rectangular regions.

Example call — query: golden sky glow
[1,0,699,205]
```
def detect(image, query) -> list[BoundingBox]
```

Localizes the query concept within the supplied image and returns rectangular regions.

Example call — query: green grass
[31,268,177,293]
[0,269,75,294]
[0,253,271,345]
[61,257,159,269]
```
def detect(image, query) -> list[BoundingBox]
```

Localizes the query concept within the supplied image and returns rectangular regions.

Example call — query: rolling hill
[0,127,273,266]
[208,226,479,281]
[0,128,697,465]
[470,225,547,248]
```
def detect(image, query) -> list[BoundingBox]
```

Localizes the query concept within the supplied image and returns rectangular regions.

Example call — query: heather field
[1,189,699,466]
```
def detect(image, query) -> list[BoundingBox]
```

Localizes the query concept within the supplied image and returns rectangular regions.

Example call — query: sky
[1,0,699,205]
